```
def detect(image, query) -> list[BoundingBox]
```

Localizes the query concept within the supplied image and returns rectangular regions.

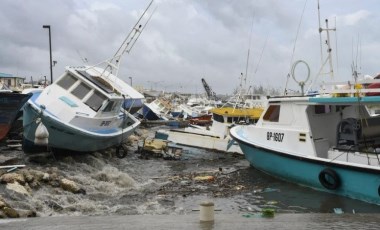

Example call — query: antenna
[88,0,156,79]
[76,49,88,63]
[283,0,308,95]
[245,10,255,83]
[253,34,269,76]
[317,0,323,65]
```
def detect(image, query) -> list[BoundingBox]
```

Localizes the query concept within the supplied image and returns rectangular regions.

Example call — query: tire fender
[318,168,340,190]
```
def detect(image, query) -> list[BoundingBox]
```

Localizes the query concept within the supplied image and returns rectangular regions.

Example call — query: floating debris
[261,208,275,217]
[334,208,344,214]
[136,138,182,160]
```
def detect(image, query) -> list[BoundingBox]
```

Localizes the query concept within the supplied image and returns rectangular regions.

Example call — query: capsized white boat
[22,0,155,154]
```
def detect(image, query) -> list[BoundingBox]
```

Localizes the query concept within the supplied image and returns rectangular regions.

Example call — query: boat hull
[141,104,161,120]
[231,126,380,205]
[23,100,139,153]
[0,92,32,141]
[156,128,242,154]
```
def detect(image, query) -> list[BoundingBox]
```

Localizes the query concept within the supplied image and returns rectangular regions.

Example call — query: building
[0,72,25,92]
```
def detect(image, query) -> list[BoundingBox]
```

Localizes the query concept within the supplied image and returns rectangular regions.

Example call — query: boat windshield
[85,91,107,111]
[263,105,280,122]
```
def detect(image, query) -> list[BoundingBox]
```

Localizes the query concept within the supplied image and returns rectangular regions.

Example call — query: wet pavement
[1,213,380,230]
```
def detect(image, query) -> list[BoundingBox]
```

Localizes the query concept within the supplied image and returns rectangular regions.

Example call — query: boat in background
[0,92,32,142]
[139,98,172,120]
[22,0,155,154]
[156,100,264,154]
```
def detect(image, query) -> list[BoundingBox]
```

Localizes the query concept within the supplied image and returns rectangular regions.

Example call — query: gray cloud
[0,0,379,94]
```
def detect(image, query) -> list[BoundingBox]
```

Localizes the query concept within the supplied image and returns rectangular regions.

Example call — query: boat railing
[320,79,380,96]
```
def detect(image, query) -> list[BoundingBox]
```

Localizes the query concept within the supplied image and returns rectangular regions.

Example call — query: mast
[317,0,323,65]
[88,0,156,79]
[324,19,335,78]
[318,0,336,79]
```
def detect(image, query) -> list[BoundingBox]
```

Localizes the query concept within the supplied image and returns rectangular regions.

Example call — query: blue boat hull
[231,130,380,205]
[0,92,32,141]
[23,93,138,153]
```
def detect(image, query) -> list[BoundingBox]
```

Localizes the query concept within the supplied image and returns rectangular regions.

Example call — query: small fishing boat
[139,98,172,120]
[230,80,380,204]
[0,92,32,142]
[230,4,380,204]
[22,0,155,154]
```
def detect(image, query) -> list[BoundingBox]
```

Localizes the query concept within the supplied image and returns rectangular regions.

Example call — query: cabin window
[213,113,224,123]
[315,105,332,114]
[263,105,280,122]
[103,100,121,112]
[57,74,77,90]
[85,91,107,111]
[71,82,91,99]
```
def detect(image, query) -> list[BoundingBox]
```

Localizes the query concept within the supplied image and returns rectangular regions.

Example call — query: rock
[42,173,50,182]
[45,200,63,211]
[193,175,215,182]
[0,173,25,185]
[60,178,86,194]
[3,207,19,218]
[6,182,30,196]
[23,169,45,183]
[18,209,37,218]
[0,200,8,209]
[0,210,7,218]
[127,134,139,142]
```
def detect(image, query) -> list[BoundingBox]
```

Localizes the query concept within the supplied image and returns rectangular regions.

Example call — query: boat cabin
[259,94,380,165]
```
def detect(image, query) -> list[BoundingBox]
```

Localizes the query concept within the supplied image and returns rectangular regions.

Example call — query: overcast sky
[0,0,379,94]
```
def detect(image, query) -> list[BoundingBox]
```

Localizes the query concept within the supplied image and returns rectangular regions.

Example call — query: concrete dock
[1,214,379,229]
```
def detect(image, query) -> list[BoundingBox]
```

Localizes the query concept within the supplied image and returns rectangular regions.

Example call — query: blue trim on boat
[230,127,380,204]
[309,96,380,104]
[30,91,41,102]
[59,96,78,107]
[230,129,380,174]
[87,128,119,134]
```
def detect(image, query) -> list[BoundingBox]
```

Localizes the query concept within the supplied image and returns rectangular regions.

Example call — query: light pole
[129,77,133,86]
[42,25,53,84]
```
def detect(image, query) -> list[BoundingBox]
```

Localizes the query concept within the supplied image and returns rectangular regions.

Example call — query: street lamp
[129,77,133,86]
[42,25,53,84]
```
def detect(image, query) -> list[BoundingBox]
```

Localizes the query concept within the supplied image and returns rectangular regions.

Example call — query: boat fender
[318,168,340,190]
[34,119,49,145]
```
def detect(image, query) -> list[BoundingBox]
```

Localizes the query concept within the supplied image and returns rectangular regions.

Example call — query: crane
[201,78,217,100]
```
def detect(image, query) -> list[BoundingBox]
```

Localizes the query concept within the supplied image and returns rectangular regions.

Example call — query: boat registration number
[100,120,112,126]
[267,132,284,142]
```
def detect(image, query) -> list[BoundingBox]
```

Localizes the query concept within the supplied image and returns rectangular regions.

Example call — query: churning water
[1,130,380,217]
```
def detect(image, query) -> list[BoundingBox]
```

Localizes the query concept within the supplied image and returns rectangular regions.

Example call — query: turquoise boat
[230,89,380,205]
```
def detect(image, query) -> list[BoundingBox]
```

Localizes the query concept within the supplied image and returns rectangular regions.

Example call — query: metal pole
[43,25,53,84]
[129,77,133,86]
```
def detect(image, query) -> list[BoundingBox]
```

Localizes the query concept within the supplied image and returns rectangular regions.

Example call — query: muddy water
[1,128,380,217]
